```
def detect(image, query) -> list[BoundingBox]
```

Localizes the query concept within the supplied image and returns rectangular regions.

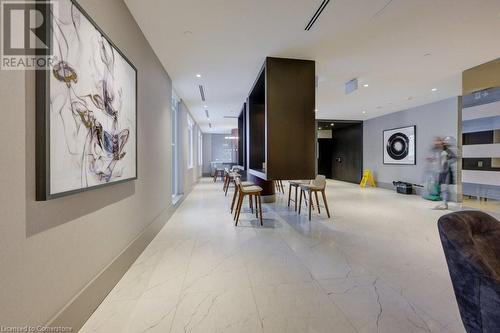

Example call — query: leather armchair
[438,211,500,333]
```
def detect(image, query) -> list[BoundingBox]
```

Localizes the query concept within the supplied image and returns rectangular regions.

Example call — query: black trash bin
[393,181,413,195]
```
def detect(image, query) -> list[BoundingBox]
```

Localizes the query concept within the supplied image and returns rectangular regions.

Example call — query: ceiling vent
[199,85,206,102]
[345,78,358,94]
[373,0,394,17]
[305,0,330,31]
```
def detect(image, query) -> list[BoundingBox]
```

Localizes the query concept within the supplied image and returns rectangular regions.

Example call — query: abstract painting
[383,126,416,165]
[36,0,137,200]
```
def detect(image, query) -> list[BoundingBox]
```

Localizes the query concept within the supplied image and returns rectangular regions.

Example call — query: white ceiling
[124,0,500,133]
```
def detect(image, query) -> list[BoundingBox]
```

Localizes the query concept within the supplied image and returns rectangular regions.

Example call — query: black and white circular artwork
[383,126,416,164]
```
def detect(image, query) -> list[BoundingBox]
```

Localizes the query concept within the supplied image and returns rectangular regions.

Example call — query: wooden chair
[223,170,240,196]
[274,180,285,194]
[213,168,224,182]
[230,178,254,213]
[288,180,312,211]
[223,166,243,193]
[234,178,263,226]
[299,175,331,221]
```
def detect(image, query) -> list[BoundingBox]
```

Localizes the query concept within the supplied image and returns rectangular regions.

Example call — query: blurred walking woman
[433,137,457,210]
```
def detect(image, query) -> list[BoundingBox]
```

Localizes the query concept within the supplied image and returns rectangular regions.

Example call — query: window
[187,115,194,169]
[171,91,181,200]
[198,131,203,166]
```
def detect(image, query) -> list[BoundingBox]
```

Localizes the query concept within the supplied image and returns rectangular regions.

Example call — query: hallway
[80,178,463,333]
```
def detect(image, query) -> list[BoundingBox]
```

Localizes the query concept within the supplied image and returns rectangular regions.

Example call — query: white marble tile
[182,249,251,293]
[252,281,356,333]
[318,274,461,333]
[169,288,262,333]
[80,179,465,333]
[79,298,137,333]
[123,295,178,333]
[241,237,314,287]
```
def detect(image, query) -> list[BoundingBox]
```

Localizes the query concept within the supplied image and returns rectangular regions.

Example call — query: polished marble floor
[80,178,465,333]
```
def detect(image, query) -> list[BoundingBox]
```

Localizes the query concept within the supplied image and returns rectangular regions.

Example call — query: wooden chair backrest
[312,175,326,189]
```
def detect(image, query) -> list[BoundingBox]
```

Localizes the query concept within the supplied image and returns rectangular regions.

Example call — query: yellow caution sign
[360,169,376,188]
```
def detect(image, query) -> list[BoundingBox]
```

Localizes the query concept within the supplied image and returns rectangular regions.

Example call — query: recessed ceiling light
[330,123,334,126]
[318,127,322,130]
[431,88,437,92]
[196,74,202,78]
[363,84,369,87]
[362,111,367,114]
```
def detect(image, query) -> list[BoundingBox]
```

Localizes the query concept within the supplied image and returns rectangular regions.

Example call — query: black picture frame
[382,125,416,165]
[36,0,138,201]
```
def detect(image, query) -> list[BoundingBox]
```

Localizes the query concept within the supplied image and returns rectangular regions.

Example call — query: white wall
[0,0,199,326]
[200,133,238,176]
[363,97,460,189]
[202,133,213,176]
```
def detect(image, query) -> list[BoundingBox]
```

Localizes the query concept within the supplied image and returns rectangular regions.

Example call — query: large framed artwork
[36,0,137,200]
[383,126,416,165]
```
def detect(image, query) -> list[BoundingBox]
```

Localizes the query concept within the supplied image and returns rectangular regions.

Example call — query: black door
[318,139,333,179]
[331,123,363,183]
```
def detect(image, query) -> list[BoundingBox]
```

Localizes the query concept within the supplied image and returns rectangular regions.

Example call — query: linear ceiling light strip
[305,0,330,31]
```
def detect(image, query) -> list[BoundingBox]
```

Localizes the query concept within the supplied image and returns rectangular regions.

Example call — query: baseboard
[377,181,458,201]
[46,193,190,332]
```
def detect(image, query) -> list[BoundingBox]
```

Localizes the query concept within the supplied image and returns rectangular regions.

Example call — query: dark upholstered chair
[438,211,500,333]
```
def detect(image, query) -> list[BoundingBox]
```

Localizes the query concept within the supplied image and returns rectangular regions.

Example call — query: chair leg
[303,189,311,209]
[231,187,239,213]
[225,178,230,196]
[308,190,312,221]
[234,192,243,220]
[250,195,254,213]
[310,191,315,210]
[299,189,303,214]
[255,195,259,218]
[321,190,331,218]
[258,194,263,226]
[314,191,321,214]
[235,194,244,225]
[295,186,298,211]
[287,183,292,207]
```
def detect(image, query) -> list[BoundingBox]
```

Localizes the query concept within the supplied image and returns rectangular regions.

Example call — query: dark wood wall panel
[246,57,316,181]
[238,103,247,167]
[249,102,266,172]
[265,58,316,180]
